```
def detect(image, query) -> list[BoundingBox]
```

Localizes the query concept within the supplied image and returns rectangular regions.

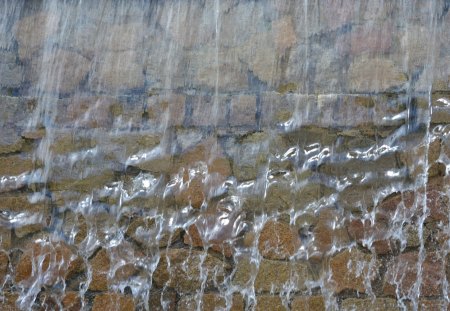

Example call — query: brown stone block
[153,249,230,292]
[383,252,444,297]
[0,154,33,176]
[291,296,325,311]
[233,258,310,293]
[230,95,257,127]
[89,248,110,291]
[258,220,300,260]
[92,293,135,311]
[255,295,284,311]
[62,291,82,311]
[341,298,400,311]
[178,293,244,311]
[15,241,84,286]
[329,248,378,294]
[149,290,177,311]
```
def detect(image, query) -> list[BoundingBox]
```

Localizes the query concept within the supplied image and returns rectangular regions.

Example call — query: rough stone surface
[88,248,110,291]
[348,57,407,92]
[384,252,444,297]
[62,292,82,311]
[233,258,310,293]
[341,298,400,311]
[92,293,135,311]
[291,296,326,311]
[178,293,244,311]
[15,241,83,286]
[153,249,230,292]
[148,291,177,311]
[255,295,285,311]
[258,220,300,260]
[0,155,34,176]
[329,248,378,294]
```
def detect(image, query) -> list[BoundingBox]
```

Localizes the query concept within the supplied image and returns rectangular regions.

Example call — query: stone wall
[1,0,450,310]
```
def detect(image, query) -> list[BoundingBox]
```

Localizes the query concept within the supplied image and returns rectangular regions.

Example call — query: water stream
[0,0,450,310]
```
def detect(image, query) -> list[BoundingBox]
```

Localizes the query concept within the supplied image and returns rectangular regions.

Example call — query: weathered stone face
[258,220,300,260]
[153,249,230,292]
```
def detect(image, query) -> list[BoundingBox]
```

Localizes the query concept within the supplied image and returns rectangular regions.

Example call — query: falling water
[0,0,450,310]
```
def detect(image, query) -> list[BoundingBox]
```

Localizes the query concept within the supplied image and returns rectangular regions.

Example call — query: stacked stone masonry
[1,0,450,310]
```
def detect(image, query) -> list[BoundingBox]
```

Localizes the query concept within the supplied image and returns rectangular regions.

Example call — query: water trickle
[0,0,450,310]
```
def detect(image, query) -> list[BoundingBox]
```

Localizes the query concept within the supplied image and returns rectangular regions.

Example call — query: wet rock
[153,249,230,292]
[233,258,310,293]
[350,22,392,55]
[49,170,116,193]
[0,228,11,250]
[88,248,110,291]
[230,95,257,127]
[56,96,121,129]
[126,217,181,249]
[258,220,300,260]
[189,95,228,127]
[90,51,144,92]
[178,293,244,311]
[0,293,19,311]
[348,57,407,92]
[174,176,205,209]
[347,218,397,255]
[62,291,82,311]
[255,295,284,311]
[191,47,249,92]
[329,248,378,294]
[0,51,23,88]
[92,293,134,311]
[0,154,34,176]
[310,209,350,258]
[28,49,90,94]
[291,296,325,311]
[0,251,8,285]
[147,93,185,127]
[184,224,234,258]
[15,241,84,286]
[148,290,177,311]
[15,13,58,60]
[383,252,444,297]
[341,298,400,311]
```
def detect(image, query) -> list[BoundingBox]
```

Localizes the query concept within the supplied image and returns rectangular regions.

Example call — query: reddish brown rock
[0,251,9,285]
[153,249,230,292]
[0,293,20,311]
[330,248,378,294]
[384,252,444,297]
[149,291,177,311]
[258,220,300,260]
[184,224,234,258]
[89,248,110,291]
[62,97,118,128]
[310,209,349,259]
[255,295,284,311]
[92,293,134,311]
[347,218,397,255]
[0,155,34,176]
[291,296,325,311]
[377,179,449,224]
[62,292,82,311]
[178,293,244,311]
[341,298,399,311]
[175,176,205,209]
[15,241,83,286]
[233,258,310,293]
